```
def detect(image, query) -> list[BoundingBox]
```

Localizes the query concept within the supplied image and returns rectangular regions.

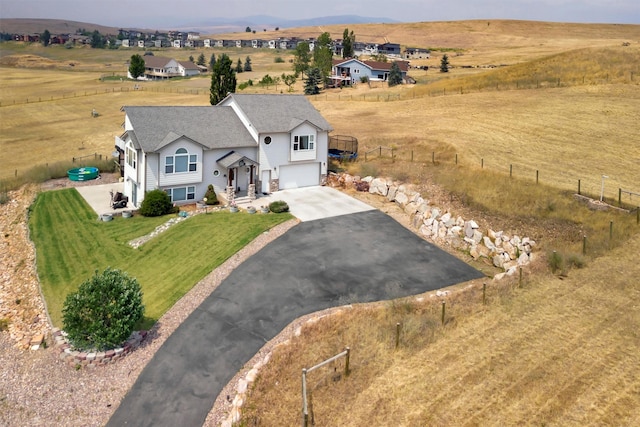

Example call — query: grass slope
[29,188,291,327]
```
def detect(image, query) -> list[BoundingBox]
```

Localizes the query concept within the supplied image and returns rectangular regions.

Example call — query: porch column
[248,165,256,200]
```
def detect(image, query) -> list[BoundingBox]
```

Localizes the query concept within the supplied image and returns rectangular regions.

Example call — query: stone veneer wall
[53,328,148,368]
[329,173,537,280]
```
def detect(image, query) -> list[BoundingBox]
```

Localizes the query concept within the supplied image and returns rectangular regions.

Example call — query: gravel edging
[0,179,298,427]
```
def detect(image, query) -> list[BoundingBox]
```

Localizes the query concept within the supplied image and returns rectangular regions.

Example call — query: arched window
[165,148,197,174]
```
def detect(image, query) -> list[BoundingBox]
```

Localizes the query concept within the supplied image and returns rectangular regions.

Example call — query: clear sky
[1,0,638,28]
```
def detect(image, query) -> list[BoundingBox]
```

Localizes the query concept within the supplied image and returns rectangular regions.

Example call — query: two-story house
[114,94,333,207]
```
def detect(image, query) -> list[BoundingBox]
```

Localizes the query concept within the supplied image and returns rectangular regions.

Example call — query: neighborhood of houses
[10,28,431,60]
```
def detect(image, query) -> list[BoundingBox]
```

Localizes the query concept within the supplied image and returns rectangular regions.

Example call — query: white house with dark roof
[114,94,333,207]
[331,58,409,85]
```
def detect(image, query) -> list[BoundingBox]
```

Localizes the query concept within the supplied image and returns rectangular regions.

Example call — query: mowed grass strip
[29,188,292,327]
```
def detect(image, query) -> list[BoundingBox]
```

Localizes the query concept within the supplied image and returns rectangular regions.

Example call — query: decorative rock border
[328,173,537,280]
[52,328,148,368]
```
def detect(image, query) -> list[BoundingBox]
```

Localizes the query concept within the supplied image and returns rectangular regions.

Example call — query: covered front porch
[216,151,259,203]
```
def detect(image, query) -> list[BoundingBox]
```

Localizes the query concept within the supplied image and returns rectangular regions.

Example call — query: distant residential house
[187,32,200,40]
[353,42,378,56]
[173,39,183,48]
[128,56,200,80]
[251,39,264,48]
[204,39,212,48]
[122,39,132,48]
[404,47,431,59]
[379,43,401,56]
[331,58,409,85]
[114,94,333,207]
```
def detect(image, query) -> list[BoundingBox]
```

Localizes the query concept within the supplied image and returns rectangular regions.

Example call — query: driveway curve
[107,209,483,427]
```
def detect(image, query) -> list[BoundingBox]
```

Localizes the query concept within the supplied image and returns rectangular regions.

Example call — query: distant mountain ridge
[0,15,398,35]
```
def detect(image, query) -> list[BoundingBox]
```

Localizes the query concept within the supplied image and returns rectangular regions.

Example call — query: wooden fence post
[618,188,622,206]
[578,179,581,195]
[583,235,587,255]
[345,347,350,376]
[482,283,486,305]
[441,301,446,326]
[395,323,401,349]
[536,170,539,184]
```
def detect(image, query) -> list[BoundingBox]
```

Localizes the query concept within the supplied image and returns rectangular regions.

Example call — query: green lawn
[29,188,292,328]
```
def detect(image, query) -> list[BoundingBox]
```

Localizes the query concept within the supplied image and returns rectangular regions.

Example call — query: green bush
[204,184,220,205]
[139,189,174,217]
[62,267,144,351]
[274,57,284,63]
[269,200,289,213]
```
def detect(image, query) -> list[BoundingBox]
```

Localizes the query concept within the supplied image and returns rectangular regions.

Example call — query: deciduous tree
[342,28,355,58]
[313,32,333,85]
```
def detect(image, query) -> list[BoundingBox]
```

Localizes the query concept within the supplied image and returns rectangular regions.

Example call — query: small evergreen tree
[62,267,144,351]
[203,185,219,205]
[243,56,252,72]
[197,53,206,66]
[139,189,173,217]
[440,54,450,73]
[189,55,194,63]
[388,61,403,87]
[41,29,51,47]
[304,67,322,95]
[210,53,236,105]
[209,53,216,70]
[245,26,252,33]
[236,58,243,73]
[129,54,145,79]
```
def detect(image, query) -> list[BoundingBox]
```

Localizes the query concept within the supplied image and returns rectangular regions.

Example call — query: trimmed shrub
[269,200,289,213]
[204,184,220,205]
[139,189,173,217]
[62,267,144,351]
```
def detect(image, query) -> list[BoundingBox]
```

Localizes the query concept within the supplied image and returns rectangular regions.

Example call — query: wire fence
[357,146,640,212]
[0,85,208,107]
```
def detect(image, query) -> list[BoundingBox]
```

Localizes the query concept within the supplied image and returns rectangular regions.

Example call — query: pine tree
[197,53,206,66]
[210,54,236,105]
[243,56,252,72]
[388,61,403,86]
[129,54,145,79]
[440,54,450,73]
[41,29,51,47]
[236,58,243,73]
[304,67,322,95]
[209,53,216,70]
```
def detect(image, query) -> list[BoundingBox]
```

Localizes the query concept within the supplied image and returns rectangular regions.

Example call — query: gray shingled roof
[123,106,256,152]
[223,94,333,134]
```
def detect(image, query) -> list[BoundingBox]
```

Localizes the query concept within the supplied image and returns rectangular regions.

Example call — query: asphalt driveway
[107,208,484,427]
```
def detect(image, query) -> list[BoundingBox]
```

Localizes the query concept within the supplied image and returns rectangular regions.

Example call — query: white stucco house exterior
[114,94,333,208]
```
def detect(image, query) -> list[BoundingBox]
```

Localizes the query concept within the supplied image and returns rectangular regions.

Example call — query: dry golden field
[1,20,640,425]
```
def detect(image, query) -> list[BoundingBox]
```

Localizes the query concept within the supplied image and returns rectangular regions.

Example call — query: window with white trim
[165,148,197,174]
[126,145,137,168]
[165,186,195,202]
[293,135,314,151]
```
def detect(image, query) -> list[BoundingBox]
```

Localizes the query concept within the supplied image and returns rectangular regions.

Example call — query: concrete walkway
[106,209,484,427]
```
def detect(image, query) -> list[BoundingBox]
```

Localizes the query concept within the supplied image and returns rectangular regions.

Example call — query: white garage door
[278,163,320,189]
